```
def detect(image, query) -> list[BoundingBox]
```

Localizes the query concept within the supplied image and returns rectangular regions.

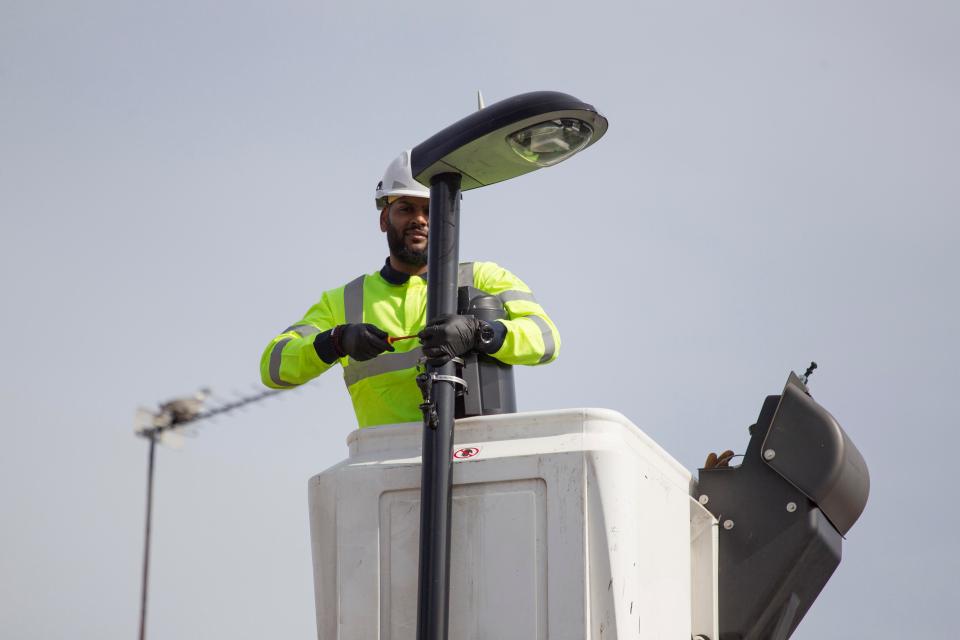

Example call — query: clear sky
[1,1,957,638]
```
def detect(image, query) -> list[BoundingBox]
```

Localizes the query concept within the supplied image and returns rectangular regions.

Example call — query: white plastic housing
[308,408,718,639]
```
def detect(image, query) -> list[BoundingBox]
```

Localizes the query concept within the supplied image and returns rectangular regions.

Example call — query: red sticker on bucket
[453,447,480,460]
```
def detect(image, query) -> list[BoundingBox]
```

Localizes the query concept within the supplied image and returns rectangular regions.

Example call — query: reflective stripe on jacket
[259,261,559,428]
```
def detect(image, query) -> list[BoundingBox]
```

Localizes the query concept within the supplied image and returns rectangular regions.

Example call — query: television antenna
[133,386,284,640]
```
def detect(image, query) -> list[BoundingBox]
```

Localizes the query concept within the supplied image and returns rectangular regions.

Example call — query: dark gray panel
[696,372,870,639]
[762,375,871,536]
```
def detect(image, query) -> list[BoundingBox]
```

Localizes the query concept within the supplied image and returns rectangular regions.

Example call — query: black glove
[334,323,394,361]
[418,314,482,364]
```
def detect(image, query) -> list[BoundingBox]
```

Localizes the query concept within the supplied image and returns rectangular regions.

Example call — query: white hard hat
[375,150,430,210]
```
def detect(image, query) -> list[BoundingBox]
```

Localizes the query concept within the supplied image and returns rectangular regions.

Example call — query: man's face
[380,196,429,267]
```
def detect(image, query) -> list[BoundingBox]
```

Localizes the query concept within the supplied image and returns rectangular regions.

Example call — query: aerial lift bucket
[308,408,716,639]
[307,373,868,639]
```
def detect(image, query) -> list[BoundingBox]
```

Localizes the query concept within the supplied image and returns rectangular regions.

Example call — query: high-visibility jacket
[260,261,559,428]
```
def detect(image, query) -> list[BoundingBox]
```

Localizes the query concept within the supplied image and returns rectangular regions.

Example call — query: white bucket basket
[308,408,717,640]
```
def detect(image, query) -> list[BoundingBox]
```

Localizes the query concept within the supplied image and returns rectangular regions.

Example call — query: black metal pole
[416,172,462,640]
[138,433,157,640]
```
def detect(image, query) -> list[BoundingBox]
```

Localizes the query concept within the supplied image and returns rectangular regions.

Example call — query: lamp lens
[507,118,594,167]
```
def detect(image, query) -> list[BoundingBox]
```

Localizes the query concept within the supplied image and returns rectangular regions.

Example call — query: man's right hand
[334,323,394,361]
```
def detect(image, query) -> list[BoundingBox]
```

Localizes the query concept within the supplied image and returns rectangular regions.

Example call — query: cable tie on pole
[415,371,468,430]
[432,374,468,389]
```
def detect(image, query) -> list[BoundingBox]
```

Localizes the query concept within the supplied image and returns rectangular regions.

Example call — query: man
[260,150,560,428]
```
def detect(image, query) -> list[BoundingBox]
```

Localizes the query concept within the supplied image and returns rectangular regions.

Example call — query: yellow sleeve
[473,262,560,366]
[259,289,342,388]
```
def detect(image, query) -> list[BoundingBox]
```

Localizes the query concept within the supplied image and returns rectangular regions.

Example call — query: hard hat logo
[375,149,430,210]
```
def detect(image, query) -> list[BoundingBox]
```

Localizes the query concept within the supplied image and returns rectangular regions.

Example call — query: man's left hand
[419,314,482,364]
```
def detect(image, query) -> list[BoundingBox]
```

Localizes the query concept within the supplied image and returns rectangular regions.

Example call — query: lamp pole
[408,91,608,640]
[416,172,462,640]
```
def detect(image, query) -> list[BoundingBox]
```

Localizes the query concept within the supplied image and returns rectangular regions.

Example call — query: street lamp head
[410,91,608,190]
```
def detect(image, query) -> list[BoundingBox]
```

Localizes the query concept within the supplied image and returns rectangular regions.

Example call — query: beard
[386,221,428,267]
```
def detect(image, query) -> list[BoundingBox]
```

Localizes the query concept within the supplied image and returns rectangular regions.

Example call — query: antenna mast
[134,386,283,640]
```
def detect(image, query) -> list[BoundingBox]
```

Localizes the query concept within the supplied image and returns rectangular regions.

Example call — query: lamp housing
[410,91,608,190]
